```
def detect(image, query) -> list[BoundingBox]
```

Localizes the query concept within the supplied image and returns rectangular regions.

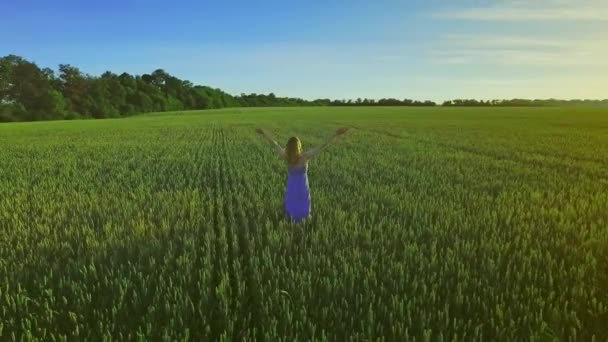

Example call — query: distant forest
[1,55,607,122]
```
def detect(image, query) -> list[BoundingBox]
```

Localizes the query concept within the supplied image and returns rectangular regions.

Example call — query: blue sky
[2,0,607,101]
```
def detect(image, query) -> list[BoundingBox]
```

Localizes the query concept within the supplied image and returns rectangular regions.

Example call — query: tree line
[321,98,437,106]
[0,55,243,122]
[1,55,606,122]
[442,99,608,107]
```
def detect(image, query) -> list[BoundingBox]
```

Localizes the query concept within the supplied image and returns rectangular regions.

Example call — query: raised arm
[256,128,285,159]
[303,127,349,160]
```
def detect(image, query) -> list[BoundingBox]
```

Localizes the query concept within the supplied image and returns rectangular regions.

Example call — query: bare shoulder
[302,147,320,160]
[275,147,286,160]
[296,156,309,167]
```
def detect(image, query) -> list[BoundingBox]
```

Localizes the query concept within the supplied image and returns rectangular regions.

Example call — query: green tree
[88,78,119,118]
[58,64,91,116]
[0,55,67,120]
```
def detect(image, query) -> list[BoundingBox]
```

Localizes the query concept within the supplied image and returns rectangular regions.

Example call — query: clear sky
[2,0,607,102]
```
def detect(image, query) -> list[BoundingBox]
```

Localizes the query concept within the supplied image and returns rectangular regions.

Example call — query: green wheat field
[1,107,607,340]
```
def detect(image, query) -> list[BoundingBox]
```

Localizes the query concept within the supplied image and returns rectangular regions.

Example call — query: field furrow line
[206,124,233,340]
[224,131,271,339]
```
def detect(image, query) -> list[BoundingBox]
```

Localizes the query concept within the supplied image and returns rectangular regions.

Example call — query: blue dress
[284,164,311,223]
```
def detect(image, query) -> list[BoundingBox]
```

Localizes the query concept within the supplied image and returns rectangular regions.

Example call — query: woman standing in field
[256,127,349,223]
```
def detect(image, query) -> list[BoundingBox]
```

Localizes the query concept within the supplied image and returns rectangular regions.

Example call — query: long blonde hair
[285,136,302,166]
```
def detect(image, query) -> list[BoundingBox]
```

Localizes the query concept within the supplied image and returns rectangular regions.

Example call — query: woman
[256,127,349,223]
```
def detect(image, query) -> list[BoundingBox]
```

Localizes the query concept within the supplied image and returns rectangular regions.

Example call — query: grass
[0,106,607,340]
